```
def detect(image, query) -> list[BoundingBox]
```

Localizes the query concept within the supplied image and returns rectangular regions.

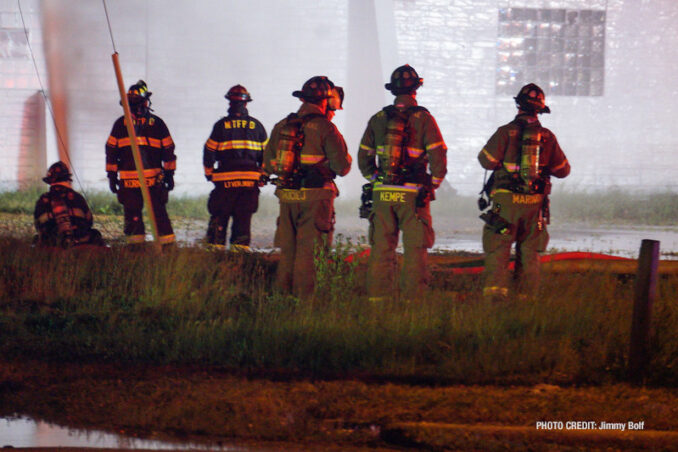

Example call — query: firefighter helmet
[123,80,152,117]
[127,80,151,104]
[385,64,423,95]
[42,161,72,184]
[292,76,334,102]
[225,84,252,102]
[514,83,550,114]
[328,86,344,111]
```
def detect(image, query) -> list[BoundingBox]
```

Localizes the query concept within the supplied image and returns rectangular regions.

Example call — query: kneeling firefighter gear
[358,65,447,301]
[34,161,104,248]
[478,83,570,299]
[263,75,352,298]
[106,81,177,245]
[204,84,268,249]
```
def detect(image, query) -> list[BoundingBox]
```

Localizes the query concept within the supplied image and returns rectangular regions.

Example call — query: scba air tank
[383,114,407,184]
[520,127,542,185]
[276,119,304,181]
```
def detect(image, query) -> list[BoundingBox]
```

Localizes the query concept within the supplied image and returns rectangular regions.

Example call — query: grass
[1,236,677,386]
[3,186,678,225]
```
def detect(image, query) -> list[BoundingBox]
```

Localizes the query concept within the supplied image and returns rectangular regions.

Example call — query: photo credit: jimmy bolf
[536,421,646,431]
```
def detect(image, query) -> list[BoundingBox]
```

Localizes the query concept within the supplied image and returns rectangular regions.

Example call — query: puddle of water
[434,225,678,258]
[0,416,249,450]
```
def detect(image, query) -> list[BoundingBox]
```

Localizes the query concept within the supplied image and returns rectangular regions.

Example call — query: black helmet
[43,161,72,184]
[292,76,334,102]
[514,83,550,114]
[385,64,423,95]
[127,80,151,104]
[225,84,252,102]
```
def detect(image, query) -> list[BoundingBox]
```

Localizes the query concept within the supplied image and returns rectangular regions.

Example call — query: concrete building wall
[0,0,45,189]
[0,0,676,196]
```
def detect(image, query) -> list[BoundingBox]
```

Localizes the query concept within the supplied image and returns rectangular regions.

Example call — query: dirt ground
[2,361,678,451]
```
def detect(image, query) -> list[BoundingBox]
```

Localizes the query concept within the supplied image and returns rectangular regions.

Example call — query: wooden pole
[628,239,659,384]
[111,52,161,250]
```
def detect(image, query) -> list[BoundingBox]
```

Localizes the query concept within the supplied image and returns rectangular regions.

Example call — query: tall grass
[1,237,676,385]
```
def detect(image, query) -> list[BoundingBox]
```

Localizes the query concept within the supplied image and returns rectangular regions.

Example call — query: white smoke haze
[1,0,677,199]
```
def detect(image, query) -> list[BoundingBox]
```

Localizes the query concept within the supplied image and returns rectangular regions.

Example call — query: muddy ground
[2,361,678,451]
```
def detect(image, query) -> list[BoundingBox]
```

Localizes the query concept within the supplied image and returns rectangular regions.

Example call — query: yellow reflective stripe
[118,137,150,147]
[159,234,175,244]
[376,145,385,154]
[126,234,145,244]
[483,286,509,297]
[106,163,118,172]
[147,138,162,148]
[161,137,174,147]
[212,171,261,181]
[481,148,500,164]
[360,143,375,151]
[374,182,420,192]
[206,139,219,151]
[503,162,520,172]
[300,154,324,164]
[432,176,444,185]
[215,140,265,151]
[163,160,176,171]
[426,141,445,151]
[106,136,117,146]
[552,159,569,172]
[71,208,87,218]
[119,168,161,179]
[261,138,269,149]
[204,167,214,176]
[406,147,424,158]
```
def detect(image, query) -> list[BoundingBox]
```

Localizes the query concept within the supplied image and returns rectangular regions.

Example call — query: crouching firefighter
[478,83,570,300]
[263,76,352,298]
[358,64,448,301]
[105,80,177,246]
[34,161,105,248]
[203,85,268,251]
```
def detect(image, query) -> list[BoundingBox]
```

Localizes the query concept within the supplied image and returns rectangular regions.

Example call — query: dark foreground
[2,361,678,451]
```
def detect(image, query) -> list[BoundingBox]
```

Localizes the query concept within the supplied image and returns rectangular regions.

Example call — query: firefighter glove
[163,171,175,191]
[107,172,119,194]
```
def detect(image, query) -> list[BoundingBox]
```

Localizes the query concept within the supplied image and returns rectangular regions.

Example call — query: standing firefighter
[106,80,177,246]
[263,76,352,298]
[34,161,104,248]
[203,85,268,251]
[478,83,570,300]
[358,64,447,301]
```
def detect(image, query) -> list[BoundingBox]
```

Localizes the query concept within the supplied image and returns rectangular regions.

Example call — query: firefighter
[478,83,570,300]
[105,80,177,246]
[358,64,448,301]
[34,161,104,248]
[203,85,268,251]
[263,76,352,298]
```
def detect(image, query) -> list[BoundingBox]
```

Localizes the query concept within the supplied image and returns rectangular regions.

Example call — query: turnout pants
[116,185,174,244]
[482,192,549,298]
[274,195,335,299]
[206,185,259,247]
[367,188,434,301]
